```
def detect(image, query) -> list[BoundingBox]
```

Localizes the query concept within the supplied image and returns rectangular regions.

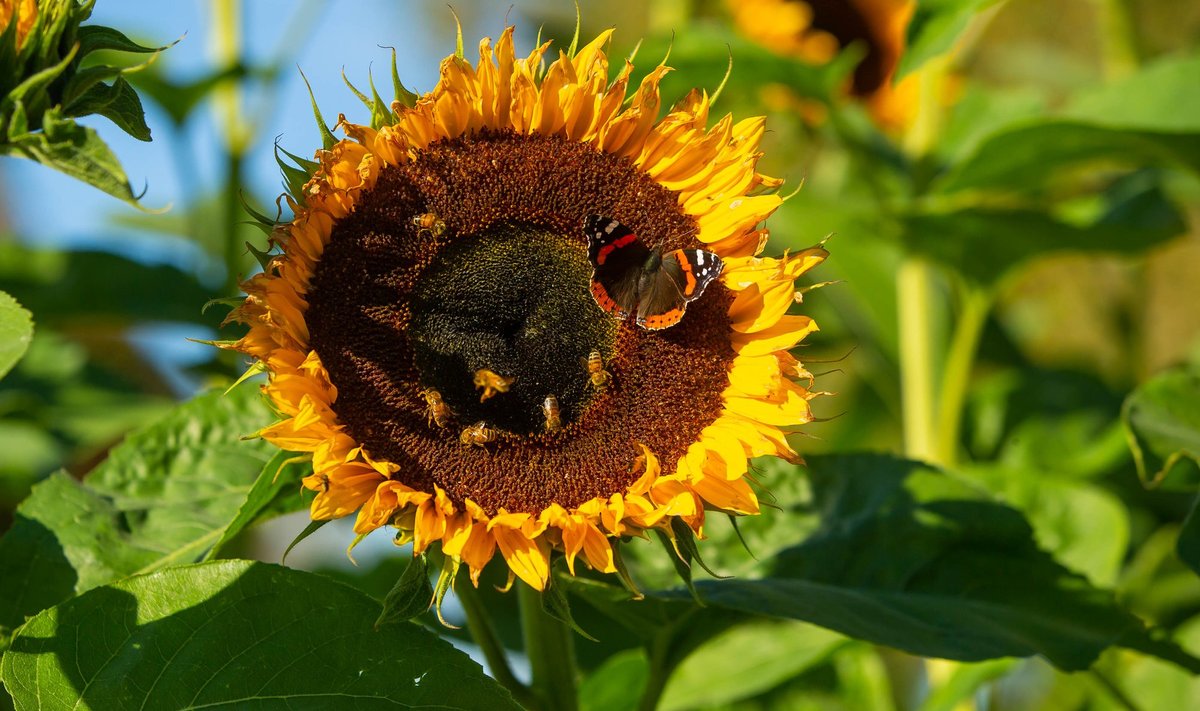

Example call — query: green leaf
[0,560,520,710]
[1123,367,1200,488]
[671,454,1198,672]
[62,76,151,141]
[0,290,33,380]
[0,244,217,327]
[903,175,1186,286]
[74,25,159,57]
[3,108,143,205]
[579,649,647,711]
[658,620,845,711]
[934,122,1200,194]
[1063,54,1200,133]
[897,0,1005,78]
[204,450,311,560]
[1179,496,1200,579]
[0,386,275,630]
[375,554,432,627]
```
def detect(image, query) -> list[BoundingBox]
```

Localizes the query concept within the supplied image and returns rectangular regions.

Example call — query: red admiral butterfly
[585,215,725,330]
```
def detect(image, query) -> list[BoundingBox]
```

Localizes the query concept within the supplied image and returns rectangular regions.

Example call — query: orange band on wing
[596,234,637,266]
[637,307,686,330]
[591,281,628,318]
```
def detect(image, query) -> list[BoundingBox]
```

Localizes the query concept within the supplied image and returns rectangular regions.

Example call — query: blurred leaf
[579,649,647,711]
[2,107,144,205]
[204,449,311,560]
[1180,496,1200,579]
[658,619,845,711]
[640,22,860,108]
[0,244,217,327]
[934,122,1200,194]
[0,385,274,630]
[128,63,248,126]
[0,290,32,380]
[1123,367,1200,488]
[916,659,1015,711]
[898,0,1005,78]
[0,560,520,710]
[904,175,1186,286]
[669,454,1199,672]
[1063,54,1200,133]
[1098,614,1200,711]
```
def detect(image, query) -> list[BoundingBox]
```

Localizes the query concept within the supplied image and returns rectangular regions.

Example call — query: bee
[586,350,612,391]
[460,421,497,447]
[542,395,562,432]
[412,212,447,238]
[419,388,452,428]
[474,368,515,402]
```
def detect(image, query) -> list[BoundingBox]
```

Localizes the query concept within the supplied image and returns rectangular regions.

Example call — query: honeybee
[586,350,612,391]
[412,212,446,238]
[474,368,515,402]
[460,421,497,447]
[542,395,562,432]
[419,388,452,428]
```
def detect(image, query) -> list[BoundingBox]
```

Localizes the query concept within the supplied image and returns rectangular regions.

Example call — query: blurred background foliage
[1,0,1199,709]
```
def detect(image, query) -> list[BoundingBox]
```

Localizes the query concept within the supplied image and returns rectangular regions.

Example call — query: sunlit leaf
[665,454,1200,672]
[0,386,274,630]
[203,449,311,560]
[0,560,520,710]
[0,289,33,380]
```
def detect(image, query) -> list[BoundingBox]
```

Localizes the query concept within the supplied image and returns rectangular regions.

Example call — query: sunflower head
[731,0,917,127]
[229,24,827,595]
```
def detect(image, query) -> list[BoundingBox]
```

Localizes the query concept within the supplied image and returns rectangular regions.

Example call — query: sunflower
[229,24,826,593]
[730,0,916,128]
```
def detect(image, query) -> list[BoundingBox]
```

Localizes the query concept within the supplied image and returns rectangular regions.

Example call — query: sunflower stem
[212,0,250,298]
[636,631,673,711]
[934,285,991,467]
[896,258,940,464]
[518,580,579,711]
[457,578,538,710]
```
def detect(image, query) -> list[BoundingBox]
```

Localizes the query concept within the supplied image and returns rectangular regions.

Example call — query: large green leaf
[898,0,1006,78]
[933,122,1200,194]
[668,454,1198,672]
[1063,54,1200,133]
[0,386,276,630]
[0,290,32,380]
[903,175,1186,286]
[0,560,519,710]
[1123,368,1200,489]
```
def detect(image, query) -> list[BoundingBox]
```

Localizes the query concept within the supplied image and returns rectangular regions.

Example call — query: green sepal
[433,554,462,628]
[240,191,283,227]
[75,24,160,57]
[542,573,598,641]
[298,67,336,149]
[224,361,266,395]
[611,542,644,600]
[670,517,729,581]
[275,141,316,200]
[375,553,434,628]
[388,47,419,108]
[726,514,757,560]
[244,241,275,272]
[280,519,327,565]
[201,296,246,314]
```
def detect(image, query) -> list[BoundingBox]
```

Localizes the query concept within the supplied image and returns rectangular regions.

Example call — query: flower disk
[230,26,828,591]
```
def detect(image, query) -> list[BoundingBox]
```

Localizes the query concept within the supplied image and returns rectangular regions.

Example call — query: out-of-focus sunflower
[228,24,826,593]
[731,0,916,128]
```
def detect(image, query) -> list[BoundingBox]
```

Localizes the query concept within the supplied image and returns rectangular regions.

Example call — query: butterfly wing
[635,248,725,330]
[585,215,650,319]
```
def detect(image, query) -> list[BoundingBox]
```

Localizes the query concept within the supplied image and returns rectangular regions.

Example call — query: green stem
[457,580,539,710]
[935,286,991,468]
[1089,669,1142,711]
[1097,0,1141,78]
[518,581,578,711]
[897,258,939,464]
[212,0,249,298]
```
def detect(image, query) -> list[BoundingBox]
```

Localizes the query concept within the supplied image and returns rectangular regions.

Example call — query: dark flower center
[409,223,617,434]
[304,130,735,514]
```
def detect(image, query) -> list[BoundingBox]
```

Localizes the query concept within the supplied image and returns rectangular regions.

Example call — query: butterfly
[584,214,725,330]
